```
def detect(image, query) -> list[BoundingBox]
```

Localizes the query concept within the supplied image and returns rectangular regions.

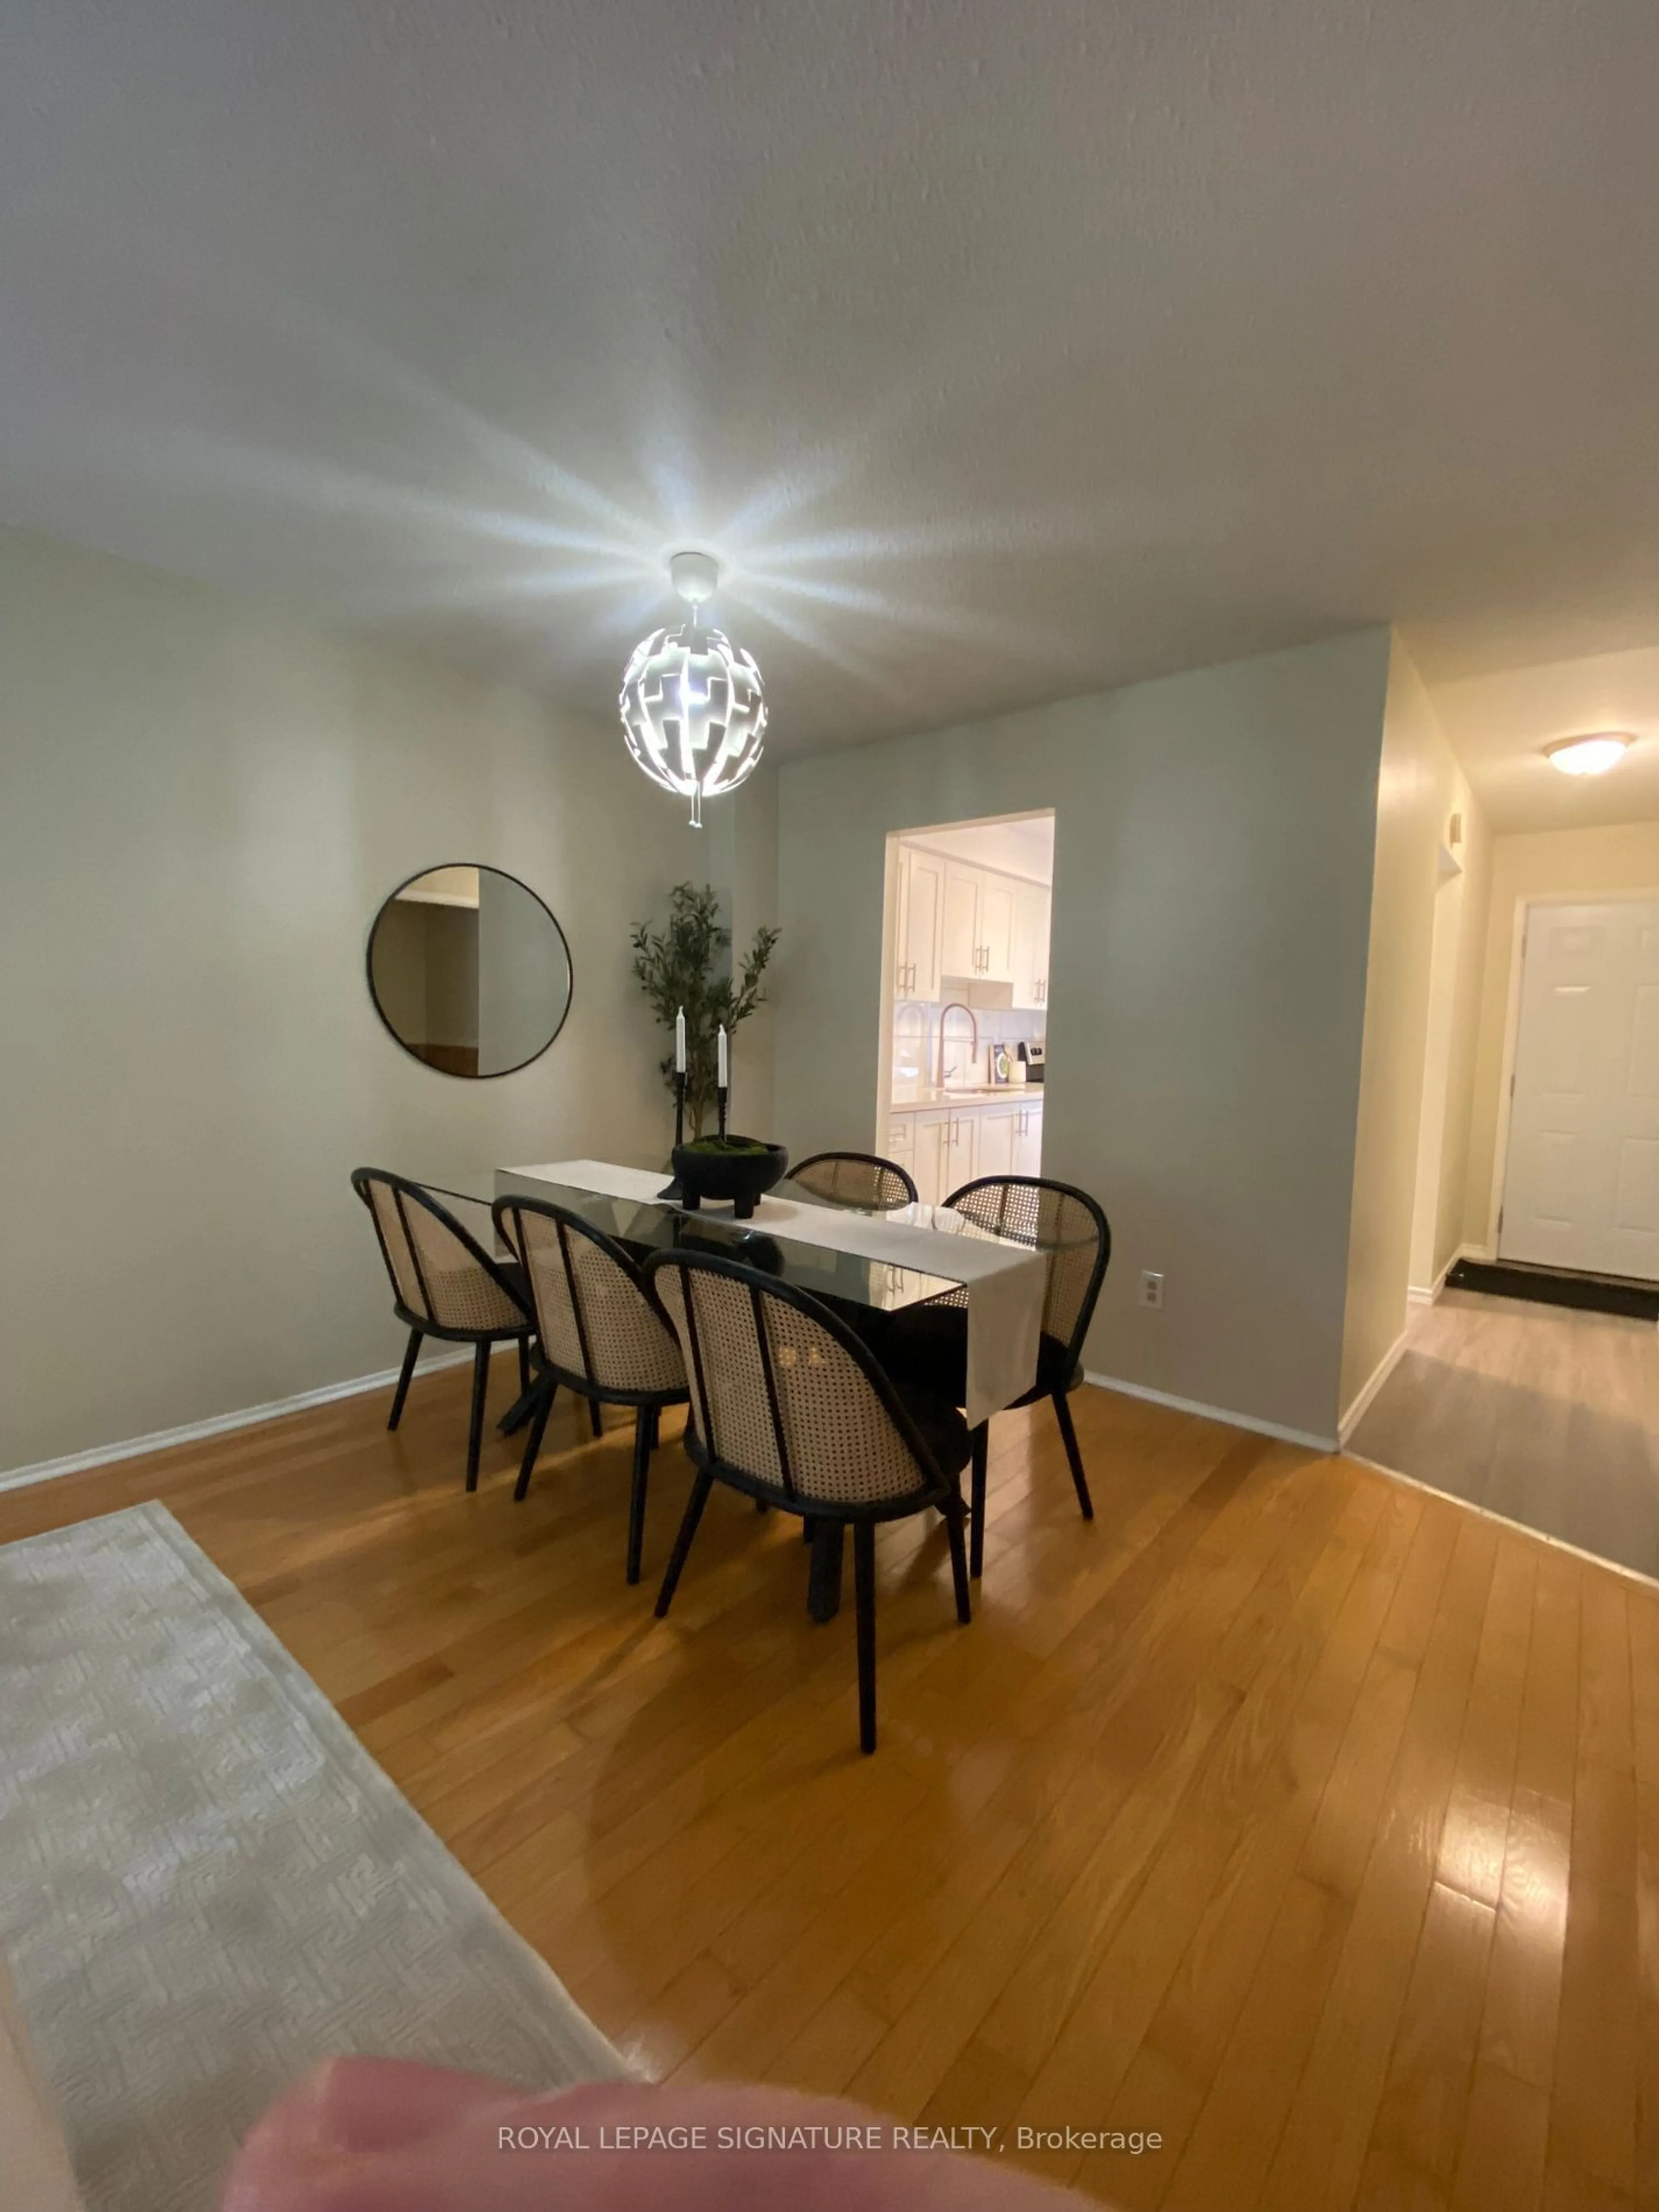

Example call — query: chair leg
[945,1492,973,1624]
[516,1335,531,1392]
[626,1407,652,1586]
[853,1522,878,1754]
[647,1405,661,1451]
[388,1327,422,1430]
[801,1516,816,1543]
[513,1382,556,1503]
[969,1424,989,1579]
[1053,1390,1093,1520]
[655,1467,715,1618]
[588,1397,604,1439]
[465,1341,491,1491]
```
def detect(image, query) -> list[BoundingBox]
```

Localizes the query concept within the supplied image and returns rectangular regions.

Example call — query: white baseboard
[1082,1371,1338,1455]
[1338,1327,1411,1446]
[0,1344,489,1497]
[1407,1241,1489,1307]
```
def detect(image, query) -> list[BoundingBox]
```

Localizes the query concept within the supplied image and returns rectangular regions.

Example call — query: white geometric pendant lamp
[619,551,767,826]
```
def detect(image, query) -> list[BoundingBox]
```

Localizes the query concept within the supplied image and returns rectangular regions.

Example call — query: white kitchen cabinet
[1012,883,1051,1009]
[1013,1097,1044,1177]
[895,846,944,1001]
[943,1107,977,1197]
[886,1109,916,1171]
[911,1107,978,1205]
[893,1096,1037,1204]
[975,1105,1020,1181]
[979,876,1017,982]
[939,862,981,980]
[940,860,1019,984]
[910,1111,950,1207]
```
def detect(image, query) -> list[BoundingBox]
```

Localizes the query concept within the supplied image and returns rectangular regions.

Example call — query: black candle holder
[658,1070,690,1201]
[716,1081,729,1141]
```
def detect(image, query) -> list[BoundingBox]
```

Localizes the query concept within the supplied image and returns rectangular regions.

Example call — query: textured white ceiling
[4,1,1659,756]
[1431,646,1659,835]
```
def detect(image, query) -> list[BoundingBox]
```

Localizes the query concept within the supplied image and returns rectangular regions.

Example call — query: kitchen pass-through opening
[875,811,1055,1206]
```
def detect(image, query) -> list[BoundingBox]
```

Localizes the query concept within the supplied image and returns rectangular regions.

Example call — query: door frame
[1487,886,1659,1262]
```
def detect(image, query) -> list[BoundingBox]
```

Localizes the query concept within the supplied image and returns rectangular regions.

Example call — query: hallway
[1350,1289,1659,1581]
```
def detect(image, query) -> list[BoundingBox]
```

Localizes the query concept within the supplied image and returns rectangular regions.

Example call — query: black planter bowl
[670,1137,789,1220]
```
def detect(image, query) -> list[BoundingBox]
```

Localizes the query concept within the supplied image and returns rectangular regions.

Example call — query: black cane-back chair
[493,1195,689,1584]
[644,1249,973,1753]
[791,1151,919,1210]
[350,1169,534,1489]
[882,1175,1110,1576]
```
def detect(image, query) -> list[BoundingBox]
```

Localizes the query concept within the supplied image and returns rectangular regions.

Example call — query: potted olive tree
[630,885,784,1213]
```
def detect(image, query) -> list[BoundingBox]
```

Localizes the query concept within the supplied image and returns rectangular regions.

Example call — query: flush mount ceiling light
[619,551,767,827]
[1544,731,1634,778]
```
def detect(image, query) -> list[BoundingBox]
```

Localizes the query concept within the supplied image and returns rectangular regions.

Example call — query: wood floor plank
[1362,1877,1497,2192]
[1449,2063,1549,2212]
[1255,1512,1501,2212]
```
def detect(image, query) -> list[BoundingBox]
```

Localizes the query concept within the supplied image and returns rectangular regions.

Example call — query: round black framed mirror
[366,864,573,1078]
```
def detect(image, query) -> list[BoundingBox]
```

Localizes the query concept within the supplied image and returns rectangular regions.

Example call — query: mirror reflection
[367,864,572,1078]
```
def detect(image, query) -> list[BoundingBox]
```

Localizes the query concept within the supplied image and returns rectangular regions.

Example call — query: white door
[940,863,980,979]
[979,877,1017,982]
[1500,898,1659,1279]
[1013,1099,1044,1178]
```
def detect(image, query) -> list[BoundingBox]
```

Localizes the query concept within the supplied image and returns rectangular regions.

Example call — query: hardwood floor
[1350,1288,1659,1582]
[1,1358,1653,2208]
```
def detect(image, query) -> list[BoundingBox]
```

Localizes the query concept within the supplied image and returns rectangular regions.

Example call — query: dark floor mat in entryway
[1446,1257,1659,1322]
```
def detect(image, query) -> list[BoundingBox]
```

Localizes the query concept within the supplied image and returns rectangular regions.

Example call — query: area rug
[0,1502,623,2212]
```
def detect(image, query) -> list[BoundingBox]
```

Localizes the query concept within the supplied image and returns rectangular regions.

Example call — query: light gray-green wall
[0,527,705,1474]
[772,630,1393,1444]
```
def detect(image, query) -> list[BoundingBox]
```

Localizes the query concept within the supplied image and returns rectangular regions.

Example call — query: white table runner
[499,1160,1046,1427]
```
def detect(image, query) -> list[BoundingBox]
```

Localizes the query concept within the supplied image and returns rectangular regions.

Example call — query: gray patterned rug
[0,1502,623,2211]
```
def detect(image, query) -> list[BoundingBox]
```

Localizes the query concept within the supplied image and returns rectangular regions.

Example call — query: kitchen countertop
[889,1086,1042,1110]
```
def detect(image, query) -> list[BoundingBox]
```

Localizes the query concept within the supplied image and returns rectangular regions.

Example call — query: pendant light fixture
[618,551,767,826]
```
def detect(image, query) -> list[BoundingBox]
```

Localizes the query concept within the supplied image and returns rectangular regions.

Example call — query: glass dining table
[418,1164,980,1622]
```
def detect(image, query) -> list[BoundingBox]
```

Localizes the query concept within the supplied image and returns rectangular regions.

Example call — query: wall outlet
[1139,1270,1165,1310]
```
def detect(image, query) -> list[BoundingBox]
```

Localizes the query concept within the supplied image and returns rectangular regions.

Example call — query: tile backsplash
[893,999,1047,1090]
